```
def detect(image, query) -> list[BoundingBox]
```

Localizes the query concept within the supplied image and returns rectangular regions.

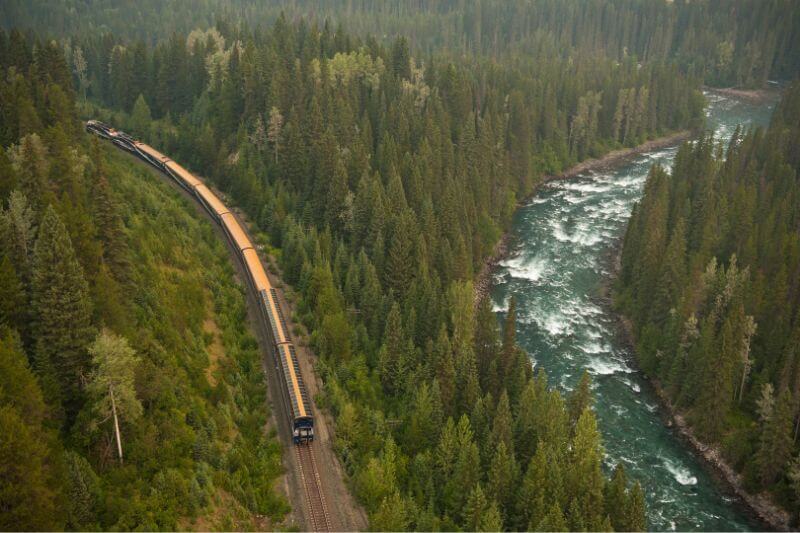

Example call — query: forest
[0,38,287,529]
[1,0,799,530]
[617,84,800,517]
[2,0,799,88]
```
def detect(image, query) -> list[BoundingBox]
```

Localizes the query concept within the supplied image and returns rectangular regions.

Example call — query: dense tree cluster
[3,0,799,88]
[59,16,690,528]
[0,34,287,529]
[617,84,800,519]
[5,1,797,528]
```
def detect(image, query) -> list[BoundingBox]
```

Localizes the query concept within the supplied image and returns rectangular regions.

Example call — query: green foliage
[618,84,800,510]
[0,41,287,528]
[31,205,94,419]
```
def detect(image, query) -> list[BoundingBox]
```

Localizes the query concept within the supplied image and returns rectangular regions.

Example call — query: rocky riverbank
[705,85,782,104]
[595,191,792,531]
[605,285,791,531]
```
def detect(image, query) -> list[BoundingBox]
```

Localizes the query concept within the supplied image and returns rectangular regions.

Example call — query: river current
[491,94,776,531]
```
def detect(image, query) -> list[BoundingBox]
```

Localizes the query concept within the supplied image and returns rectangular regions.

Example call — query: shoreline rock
[704,85,782,105]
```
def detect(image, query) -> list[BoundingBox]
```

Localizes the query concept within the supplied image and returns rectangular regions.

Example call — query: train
[86,120,314,444]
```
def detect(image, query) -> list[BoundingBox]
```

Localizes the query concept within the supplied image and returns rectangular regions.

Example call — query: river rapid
[490,93,776,531]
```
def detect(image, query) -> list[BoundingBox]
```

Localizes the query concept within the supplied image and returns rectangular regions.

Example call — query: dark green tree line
[617,83,800,520]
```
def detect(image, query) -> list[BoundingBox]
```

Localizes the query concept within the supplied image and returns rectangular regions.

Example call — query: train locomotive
[86,120,314,444]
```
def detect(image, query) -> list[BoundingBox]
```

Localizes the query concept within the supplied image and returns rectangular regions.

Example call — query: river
[490,93,776,531]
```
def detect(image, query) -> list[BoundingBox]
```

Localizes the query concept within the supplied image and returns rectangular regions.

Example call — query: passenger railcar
[86,120,314,444]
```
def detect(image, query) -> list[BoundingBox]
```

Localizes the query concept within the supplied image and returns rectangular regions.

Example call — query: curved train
[86,120,314,444]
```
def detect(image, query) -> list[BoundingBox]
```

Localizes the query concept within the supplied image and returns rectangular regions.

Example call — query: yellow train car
[86,121,314,445]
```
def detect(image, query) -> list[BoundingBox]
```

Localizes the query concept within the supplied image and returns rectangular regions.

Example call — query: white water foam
[559,180,614,194]
[492,295,509,313]
[619,376,642,392]
[553,221,604,247]
[499,253,551,282]
[580,340,608,354]
[663,459,698,486]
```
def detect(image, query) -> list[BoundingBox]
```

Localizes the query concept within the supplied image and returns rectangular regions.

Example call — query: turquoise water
[491,93,776,531]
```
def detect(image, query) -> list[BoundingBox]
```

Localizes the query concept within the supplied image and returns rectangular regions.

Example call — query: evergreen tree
[568,371,594,427]
[0,255,25,330]
[129,93,151,137]
[31,206,93,418]
[0,406,63,530]
[86,330,142,463]
[756,388,795,487]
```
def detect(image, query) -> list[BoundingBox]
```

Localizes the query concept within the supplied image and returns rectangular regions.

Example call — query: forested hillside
[4,1,799,530]
[0,37,287,529]
[2,0,799,87]
[617,84,800,517]
[72,15,710,528]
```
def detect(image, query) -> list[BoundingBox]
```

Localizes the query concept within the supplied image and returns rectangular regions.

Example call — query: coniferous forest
[617,83,800,518]
[1,0,800,531]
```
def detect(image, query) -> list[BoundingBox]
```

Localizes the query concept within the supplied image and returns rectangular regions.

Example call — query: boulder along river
[490,93,776,531]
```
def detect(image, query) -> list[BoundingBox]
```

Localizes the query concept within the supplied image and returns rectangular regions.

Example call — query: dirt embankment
[474,130,691,305]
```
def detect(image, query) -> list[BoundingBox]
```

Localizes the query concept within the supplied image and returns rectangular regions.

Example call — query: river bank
[704,85,782,105]
[474,129,691,305]
[601,258,791,531]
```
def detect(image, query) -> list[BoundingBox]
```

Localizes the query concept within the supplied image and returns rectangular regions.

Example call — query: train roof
[134,141,169,162]
[242,248,270,292]
[194,184,230,216]
[262,288,288,344]
[164,160,202,188]
[279,343,309,419]
[220,213,253,252]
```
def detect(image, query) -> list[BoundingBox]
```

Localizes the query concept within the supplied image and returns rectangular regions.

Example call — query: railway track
[295,443,331,531]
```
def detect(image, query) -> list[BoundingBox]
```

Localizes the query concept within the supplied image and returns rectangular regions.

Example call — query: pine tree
[391,36,412,80]
[87,330,142,463]
[10,133,50,210]
[371,491,409,531]
[384,210,415,298]
[0,406,63,530]
[756,388,795,486]
[568,409,606,530]
[605,464,629,531]
[267,106,284,164]
[492,389,514,455]
[501,296,518,382]
[0,255,26,331]
[92,174,128,281]
[379,303,407,396]
[0,332,48,426]
[475,296,500,392]
[487,441,517,522]
[535,501,568,532]
[129,94,151,137]
[626,481,647,532]
[64,451,99,529]
[463,483,490,531]
[31,206,93,418]
[514,379,539,467]
[568,371,594,427]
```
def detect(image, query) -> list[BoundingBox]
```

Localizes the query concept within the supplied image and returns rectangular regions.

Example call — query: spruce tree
[0,406,64,530]
[31,205,93,418]
[0,255,26,331]
[756,388,795,486]
[568,371,594,427]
